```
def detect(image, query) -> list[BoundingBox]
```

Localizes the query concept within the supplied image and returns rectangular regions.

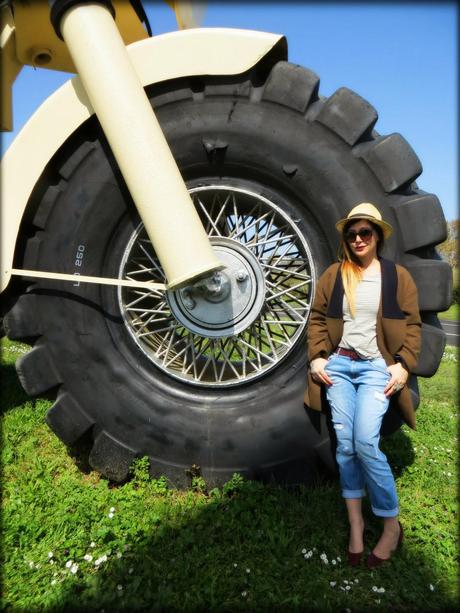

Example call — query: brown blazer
[304,258,422,429]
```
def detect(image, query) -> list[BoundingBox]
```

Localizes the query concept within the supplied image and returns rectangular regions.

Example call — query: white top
[340,270,382,359]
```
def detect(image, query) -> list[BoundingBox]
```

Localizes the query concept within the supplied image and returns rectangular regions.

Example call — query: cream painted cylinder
[60,3,221,288]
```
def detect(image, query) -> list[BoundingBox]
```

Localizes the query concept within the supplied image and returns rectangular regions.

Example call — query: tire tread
[414,323,446,377]
[262,61,319,113]
[354,133,422,193]
[3,294,42,339]
[46,393,95,445]
[403,258,452,312]
[391,192,447,250]
[16,345,61,396]
[316,87,378,146]
[89,431,136,482]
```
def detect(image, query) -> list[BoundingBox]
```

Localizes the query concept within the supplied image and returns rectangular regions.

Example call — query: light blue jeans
[325,353,398,518]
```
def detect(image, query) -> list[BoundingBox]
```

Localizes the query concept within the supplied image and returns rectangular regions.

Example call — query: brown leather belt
[336,347,361,360]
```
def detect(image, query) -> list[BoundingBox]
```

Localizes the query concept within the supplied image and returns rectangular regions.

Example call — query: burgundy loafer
[348,550,364,567]
[367,521,404,569]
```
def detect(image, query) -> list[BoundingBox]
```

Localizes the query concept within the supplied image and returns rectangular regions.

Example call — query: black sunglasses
[344,227,374,242]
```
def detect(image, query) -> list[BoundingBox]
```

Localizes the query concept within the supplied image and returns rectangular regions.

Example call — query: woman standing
[304,203,421,568]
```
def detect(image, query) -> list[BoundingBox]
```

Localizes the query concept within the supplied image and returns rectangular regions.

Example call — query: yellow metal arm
[11,269,166,291]
[59,3,222,289]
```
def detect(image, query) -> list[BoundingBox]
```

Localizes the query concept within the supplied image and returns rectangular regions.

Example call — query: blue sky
[2,1,457,220]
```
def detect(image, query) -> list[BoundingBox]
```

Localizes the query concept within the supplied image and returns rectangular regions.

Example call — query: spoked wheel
[4,60,450,486]
[120,185,314,387]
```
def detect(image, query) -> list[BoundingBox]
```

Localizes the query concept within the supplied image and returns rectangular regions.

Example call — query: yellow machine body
[1,0,149,132]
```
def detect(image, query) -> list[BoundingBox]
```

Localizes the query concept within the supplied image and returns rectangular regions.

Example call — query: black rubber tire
[4,61,450,485]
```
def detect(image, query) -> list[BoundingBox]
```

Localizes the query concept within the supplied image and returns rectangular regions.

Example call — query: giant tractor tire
[4,61,451,487]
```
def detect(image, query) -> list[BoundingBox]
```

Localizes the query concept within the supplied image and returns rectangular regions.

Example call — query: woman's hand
[310,357,333,386]
[384,363,409,397]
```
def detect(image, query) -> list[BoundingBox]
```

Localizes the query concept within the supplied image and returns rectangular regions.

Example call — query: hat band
[347,213,381,222]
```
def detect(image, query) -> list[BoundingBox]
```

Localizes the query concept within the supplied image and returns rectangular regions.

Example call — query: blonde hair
[338,221,384,318]
[338,241,362,318]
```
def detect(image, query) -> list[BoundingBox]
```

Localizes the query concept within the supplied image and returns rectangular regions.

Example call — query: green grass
[1,338,458,612]
[439,265,459,320]
[439,302,459,321]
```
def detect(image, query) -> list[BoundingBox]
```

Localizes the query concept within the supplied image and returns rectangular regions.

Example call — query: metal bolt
[236,270,247,282]
[181,290,196,310]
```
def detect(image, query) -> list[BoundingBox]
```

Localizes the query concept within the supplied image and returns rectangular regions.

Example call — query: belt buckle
[339,348,359,360]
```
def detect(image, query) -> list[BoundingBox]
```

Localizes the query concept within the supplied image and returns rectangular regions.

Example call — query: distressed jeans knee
[333,420,353,455]
[354,437,381,461]
[330,413,366,495]
[336,435,354,458]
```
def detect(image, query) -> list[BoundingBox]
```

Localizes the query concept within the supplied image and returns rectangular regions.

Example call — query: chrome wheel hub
[169,237,265,338]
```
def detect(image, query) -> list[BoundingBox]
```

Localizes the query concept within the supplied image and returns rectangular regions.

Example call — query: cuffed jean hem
[342,489,366,499]
[372,505,399,518]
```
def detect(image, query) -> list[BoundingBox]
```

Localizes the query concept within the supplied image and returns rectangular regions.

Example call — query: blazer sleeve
[307,266,335,362]
[396,266,422,372]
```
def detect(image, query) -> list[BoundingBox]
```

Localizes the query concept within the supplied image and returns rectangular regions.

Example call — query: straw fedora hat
[335,203,393,239]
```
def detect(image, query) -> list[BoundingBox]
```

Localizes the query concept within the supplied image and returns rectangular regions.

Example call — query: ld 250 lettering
[73,244,85,286]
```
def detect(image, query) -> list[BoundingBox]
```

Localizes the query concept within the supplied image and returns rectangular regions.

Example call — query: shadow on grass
[381,429,415,479]
[32,474,456,613]
[0,363,30,413]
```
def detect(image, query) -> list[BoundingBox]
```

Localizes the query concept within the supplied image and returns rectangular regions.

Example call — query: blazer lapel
[380,257,405,320]
[326,265,344,319]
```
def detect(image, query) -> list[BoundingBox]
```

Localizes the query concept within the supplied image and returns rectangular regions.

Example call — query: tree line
[437,220,459,304]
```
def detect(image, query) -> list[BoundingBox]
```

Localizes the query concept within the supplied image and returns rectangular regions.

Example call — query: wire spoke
[232,211,271,241]
[266,299,306,322]
[136,322,176,338]
[262,319,303,326]
[265,280,310,302]
[238,335,276,365]
[230,194,241,238]
[196,196,223,236]
[136,241,165,278]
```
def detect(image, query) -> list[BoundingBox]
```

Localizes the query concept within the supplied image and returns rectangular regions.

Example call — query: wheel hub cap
[169,237,265,337]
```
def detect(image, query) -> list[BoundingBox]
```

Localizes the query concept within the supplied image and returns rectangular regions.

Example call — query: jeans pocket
[370,360,391,383]
[371,358,390,374]
[324,353,338,374]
